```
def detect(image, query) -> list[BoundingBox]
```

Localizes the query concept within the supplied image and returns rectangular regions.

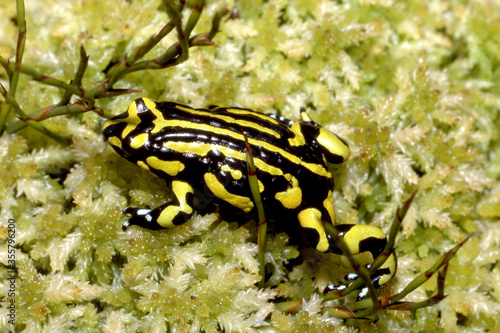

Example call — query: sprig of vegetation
[0,0,228,140]
[0,0,26,133]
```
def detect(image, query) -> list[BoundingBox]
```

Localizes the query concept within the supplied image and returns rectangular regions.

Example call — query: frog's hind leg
[326,224,397,291]
[123,180,195,230]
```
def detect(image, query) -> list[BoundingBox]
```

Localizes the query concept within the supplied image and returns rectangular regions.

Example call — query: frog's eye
[299,109,350,165]
[299,108,317,125]
[103,98,157,142]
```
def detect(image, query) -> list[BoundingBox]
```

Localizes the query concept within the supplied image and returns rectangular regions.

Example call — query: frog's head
[298,108,350,165]
[103,98,156,159]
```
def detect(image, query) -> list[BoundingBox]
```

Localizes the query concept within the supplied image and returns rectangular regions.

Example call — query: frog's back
[104,97,348,252]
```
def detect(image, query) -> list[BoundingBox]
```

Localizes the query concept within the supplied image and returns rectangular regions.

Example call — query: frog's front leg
[123,180,195,230]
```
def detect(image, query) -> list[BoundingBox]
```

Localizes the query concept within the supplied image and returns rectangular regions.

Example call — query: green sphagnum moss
[1,0,499,332]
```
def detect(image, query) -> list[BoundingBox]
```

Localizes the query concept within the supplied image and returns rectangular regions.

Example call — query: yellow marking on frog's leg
[173,181,194,214]
[157,180,194,227]
[130,133,149,149]
[204,173,254,212]
[340,224,396,287]
[323,190,335,223]
[146,156,185,176]
[317,128,350,164]
[288,122,306,147]
[137,160,150,171]
[107,136,122,150]
[298,208,329,252]
[342,225,385,254]
[377,254,396,286]
[221,164,243,180]
[275,173,302,209]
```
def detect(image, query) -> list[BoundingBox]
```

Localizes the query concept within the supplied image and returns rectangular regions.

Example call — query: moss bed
[1,0,499,332]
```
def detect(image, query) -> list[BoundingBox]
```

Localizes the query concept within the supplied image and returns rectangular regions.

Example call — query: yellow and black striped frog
[103,97,396,288]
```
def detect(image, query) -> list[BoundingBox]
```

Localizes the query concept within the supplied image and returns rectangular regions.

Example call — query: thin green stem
[436,260,448,297]
[162,0,189,66]
[389,236,469,304]
[129,0,185,65]
[244,135,267,288]
[132,23,176,63]
[108,4,227,85]
[125,31,216,74]
[0,85,28,120]
[1,1,227,138]
[369,192,416,275]
[184,0,204,39]
[14,63,95,105]
[106,21,176,87]
[207,8,230,40]
[57,45,89,107]
[7,101,112,133]
[0,84,67,144]
[0,0,26,133]
[383,265,449,311]
[0,56,12,78]
[11,0,26,97]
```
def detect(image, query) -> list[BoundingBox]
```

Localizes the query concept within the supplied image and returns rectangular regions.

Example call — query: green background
[0,0,499,331]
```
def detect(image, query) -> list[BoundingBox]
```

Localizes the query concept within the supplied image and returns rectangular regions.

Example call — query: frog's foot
[123,207,163,231]
[122,180,195,231]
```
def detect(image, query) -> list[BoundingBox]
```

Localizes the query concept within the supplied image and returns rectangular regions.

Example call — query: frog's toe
[122,207,162,231]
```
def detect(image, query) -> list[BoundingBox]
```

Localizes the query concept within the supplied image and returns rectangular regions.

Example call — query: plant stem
[0,84,67,144]
[0,0,26,133]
